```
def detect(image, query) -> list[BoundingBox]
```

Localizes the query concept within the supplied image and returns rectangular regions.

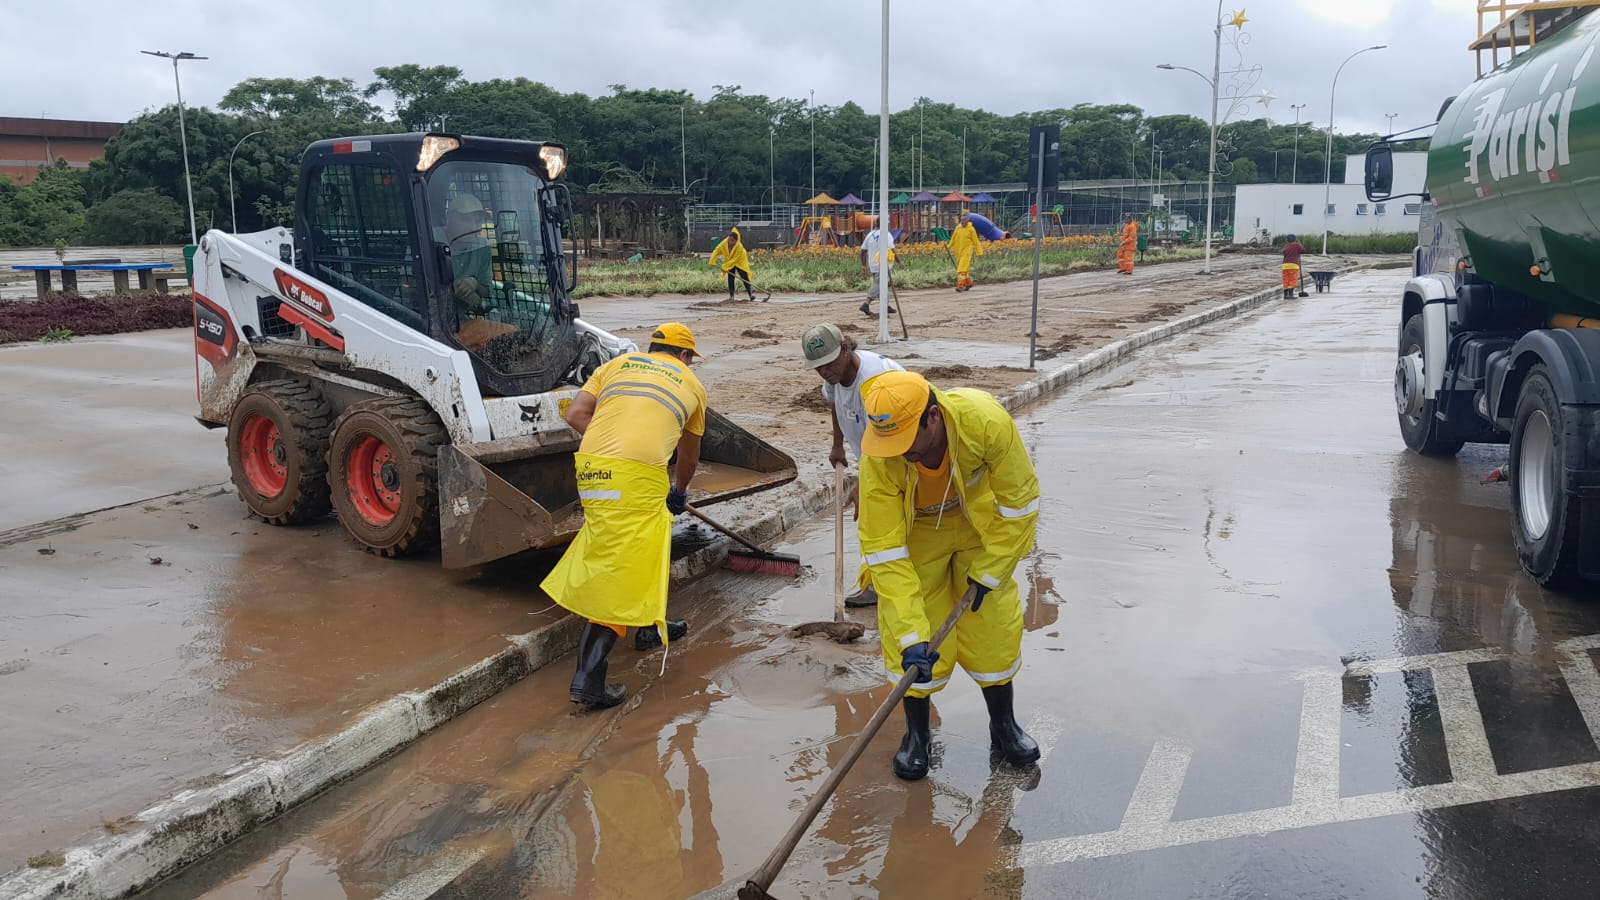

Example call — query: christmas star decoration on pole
[1229,8,1249,28]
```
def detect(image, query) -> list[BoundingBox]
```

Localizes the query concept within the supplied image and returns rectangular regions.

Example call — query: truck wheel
[1396,314,1464,457]
[226,380,333,525]
[328,398,448,557]
[1509,366,1582,589]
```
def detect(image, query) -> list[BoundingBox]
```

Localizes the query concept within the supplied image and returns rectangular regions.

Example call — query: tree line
[0,64,1385,247]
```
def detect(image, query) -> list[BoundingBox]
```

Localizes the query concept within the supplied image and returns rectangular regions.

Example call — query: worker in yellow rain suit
[858,370,1041,780]
[542,322,707,709]
[948,215,983,292]
[1117,214,1139,275]
[708,227,757,301]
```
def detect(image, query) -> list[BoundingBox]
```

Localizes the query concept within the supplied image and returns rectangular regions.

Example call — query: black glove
[967,578,992,612]
[902,642,940,682]
[666,487,688,515]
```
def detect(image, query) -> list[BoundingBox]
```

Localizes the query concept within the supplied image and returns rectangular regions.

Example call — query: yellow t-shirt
[914,452,963,520]
[578,352,708,467]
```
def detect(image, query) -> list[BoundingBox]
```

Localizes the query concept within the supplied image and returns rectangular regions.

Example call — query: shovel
[742,585,976,899]
[790,463,865,643]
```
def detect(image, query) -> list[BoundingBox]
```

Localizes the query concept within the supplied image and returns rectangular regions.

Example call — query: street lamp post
[1384,112,1399,135]
[227,129,267,233]
[809,89,816,202]
[1322,44,1387,255]
[1291,102,1307,183]
[680,104,688,193]
[142,49,207,244]
[1157,61,1221,274]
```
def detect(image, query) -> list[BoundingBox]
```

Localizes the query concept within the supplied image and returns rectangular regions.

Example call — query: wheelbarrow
[1306,270,1336,293]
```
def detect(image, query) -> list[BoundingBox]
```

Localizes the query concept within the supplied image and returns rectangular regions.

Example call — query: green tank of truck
[1368,5,1600,589]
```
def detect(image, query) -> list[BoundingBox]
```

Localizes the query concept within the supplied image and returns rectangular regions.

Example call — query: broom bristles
[724,549,802,577]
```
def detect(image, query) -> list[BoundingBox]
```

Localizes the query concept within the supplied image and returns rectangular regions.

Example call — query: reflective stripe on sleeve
[887,667,950,690]
[579,489,622,501]
[864,546,910,566]
[996,498,1040,518]
[899,632,922,648]
[964,465,987,487]
[978,573,1001,589]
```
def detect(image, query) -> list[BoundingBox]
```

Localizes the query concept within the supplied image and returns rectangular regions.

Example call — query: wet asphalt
[134,271,1600,899]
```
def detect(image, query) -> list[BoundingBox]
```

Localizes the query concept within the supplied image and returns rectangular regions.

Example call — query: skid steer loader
[192,133,795,567]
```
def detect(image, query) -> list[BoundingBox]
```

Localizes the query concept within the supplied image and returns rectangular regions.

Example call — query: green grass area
[572,239,1205,298]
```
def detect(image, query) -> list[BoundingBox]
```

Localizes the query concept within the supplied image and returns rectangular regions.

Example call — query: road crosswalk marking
[1019,637,1600,868]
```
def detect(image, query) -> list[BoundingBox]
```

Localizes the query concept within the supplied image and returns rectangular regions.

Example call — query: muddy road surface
[132,271,1600,899]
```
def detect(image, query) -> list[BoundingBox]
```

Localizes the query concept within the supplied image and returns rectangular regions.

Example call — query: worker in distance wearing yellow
[949,214,984,292]
[708,227,757,302]
[858,371,1041,780]
[542,323,707,708]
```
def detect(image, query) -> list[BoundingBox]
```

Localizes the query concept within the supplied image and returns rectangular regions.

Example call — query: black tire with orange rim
[327,397,448,557]
[225,380,333,525]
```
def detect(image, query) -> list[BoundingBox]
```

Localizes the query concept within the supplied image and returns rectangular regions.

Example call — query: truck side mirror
[1365,144,1394,202]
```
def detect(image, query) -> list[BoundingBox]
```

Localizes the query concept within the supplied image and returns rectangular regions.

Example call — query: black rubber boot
[892,696,933,781]
[983,682,1040,766]
[634,619,688,650]
[844,584,879,608]
[1283,288,1294,300]
[570,623,626,708]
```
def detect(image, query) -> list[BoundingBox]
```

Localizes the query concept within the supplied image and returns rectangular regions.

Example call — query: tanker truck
[1365,9,1600,588]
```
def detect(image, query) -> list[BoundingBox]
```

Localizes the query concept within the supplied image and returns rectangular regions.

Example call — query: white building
[1232,152,1428,243]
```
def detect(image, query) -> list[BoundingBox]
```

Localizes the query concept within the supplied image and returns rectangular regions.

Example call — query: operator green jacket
[858,387,1041,651]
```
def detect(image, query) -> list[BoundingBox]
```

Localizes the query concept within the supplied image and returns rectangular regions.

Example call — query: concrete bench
[10,263,174,298]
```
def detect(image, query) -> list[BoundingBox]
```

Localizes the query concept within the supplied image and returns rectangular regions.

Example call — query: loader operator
[858,370,1041,780]
[541,322,707,709]
[444,193,496,316]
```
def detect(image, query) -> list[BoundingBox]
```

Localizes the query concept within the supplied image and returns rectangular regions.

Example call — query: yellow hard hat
[862,371,932,458]
[651,322,702,358]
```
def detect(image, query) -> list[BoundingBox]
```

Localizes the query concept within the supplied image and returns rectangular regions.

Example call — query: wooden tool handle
[684,504,769,556]
[743,586,975,897]
[833,463,845,623]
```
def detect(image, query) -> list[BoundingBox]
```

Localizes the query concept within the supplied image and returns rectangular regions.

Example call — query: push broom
[790,462,866,643]
[684,504,801,576]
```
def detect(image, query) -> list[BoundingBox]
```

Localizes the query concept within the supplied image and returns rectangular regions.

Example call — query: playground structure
[682,178,1234,248]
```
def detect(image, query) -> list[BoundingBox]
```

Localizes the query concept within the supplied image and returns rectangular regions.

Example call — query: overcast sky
[10,0,1478,142]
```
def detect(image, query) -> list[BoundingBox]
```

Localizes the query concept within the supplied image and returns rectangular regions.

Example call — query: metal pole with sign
[1029,129,1044,369]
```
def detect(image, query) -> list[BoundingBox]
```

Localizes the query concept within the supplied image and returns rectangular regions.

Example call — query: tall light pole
[1291,102,1307,183]
[227,129,267,233]
[142,49,207,244]
[809,88,816,201]
[1384,112,1399,135]
[1322,44,1387,254]
[680,104,688,192]
[877,2,891,345]
[1157,61,1220,274]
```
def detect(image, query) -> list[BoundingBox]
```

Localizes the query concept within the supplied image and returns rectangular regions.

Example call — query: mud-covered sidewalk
[0,251,1380,889]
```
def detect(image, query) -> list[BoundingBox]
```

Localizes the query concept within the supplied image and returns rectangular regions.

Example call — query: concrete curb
[1,269,1359,899]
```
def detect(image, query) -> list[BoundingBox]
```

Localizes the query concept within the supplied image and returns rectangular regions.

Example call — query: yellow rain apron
[541,453,672,641]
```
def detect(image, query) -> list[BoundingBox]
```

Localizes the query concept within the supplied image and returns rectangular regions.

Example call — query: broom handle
[684,504,770,556]
[744,586,975,897]
[834,463,845,623]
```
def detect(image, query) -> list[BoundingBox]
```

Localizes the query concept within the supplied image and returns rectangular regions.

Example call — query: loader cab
[296,134,582,397]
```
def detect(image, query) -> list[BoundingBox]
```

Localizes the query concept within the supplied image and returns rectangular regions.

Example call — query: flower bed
[0,293,192,345]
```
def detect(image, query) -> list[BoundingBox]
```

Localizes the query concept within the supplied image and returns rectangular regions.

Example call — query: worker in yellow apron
[542,323,708,708]
[857,371,1042,779]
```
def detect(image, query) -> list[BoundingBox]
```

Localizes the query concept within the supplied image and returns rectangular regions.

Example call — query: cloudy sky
[10,0,1478,138]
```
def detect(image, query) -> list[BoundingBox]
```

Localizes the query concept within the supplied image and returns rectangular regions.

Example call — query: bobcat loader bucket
[438,409,797,569]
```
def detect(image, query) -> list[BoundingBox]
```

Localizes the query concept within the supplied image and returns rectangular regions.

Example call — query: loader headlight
[539,145,567,181]
[417,135,460,172]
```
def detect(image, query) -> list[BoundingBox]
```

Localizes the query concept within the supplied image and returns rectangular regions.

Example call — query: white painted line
[1431,664,1498,781]
[1119,739,1192,830]
[1343,647,1506,677]
[1019,760,1600,868]
[1291,673,1342,805]
[1556,636,1600,745]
